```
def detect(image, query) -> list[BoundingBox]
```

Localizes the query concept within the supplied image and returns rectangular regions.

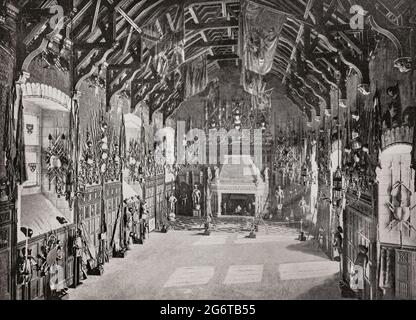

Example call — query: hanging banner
[241,67,273,109]
[141,23,160,52]
[139,4,186,122]
[241,0,287,75]
[185,56,208,99]
[372,89,382,163]
[153,4,185,79]
[251,88,272,110]
[15,86,28,185]
[159,69,185,121]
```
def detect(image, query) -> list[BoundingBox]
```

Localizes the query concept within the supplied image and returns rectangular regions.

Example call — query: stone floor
[68,224,342,300]
[168,215,305,235]
[168,215,248,232]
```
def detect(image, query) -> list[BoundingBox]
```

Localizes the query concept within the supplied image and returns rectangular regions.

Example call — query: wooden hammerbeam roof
[12,0,416,120]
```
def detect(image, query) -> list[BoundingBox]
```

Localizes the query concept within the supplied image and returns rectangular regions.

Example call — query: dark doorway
[221,194,255,216]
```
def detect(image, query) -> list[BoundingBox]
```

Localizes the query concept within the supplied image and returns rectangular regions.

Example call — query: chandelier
[209,95,270,132]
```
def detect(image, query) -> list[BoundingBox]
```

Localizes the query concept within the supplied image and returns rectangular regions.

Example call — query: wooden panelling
[345,206,377,300]
[15,225,75,300]
[145,174,169,232]
[104,182,121,254]
[395,249,416,300]
[79,186,101,252]
[0,203,14,301]
[0,211,11,224]
[0,250,10,300]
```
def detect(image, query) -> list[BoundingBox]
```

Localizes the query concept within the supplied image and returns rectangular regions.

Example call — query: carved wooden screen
[155,175,165,231]
[345,206,377,299]
[164,181,174,222]
[16,238,46,300]
[78,186,101,253]
[104,182,121,254]
[395,249,416,300]
[0,205,13,300]
[15,226,75,300]
[145,178,156,232]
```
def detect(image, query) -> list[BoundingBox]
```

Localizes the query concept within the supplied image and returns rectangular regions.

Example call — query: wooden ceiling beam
[188,6,199,23]
[185,4,217,67]
[185,0,239,7]
[91,0,102,33]
[116,5,143,34]
[79,1,162,87]
[186,47,211,61]
[72,0,95,27]
[186,18,238,32]
[207,53,238,61]
[166,12,175,31]
[222,1,228,18]
[190,39,238,48]
[73,0,134,43]
[282,0,315,83]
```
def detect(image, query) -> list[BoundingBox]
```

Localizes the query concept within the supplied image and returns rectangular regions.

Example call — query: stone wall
[28,57,71,96]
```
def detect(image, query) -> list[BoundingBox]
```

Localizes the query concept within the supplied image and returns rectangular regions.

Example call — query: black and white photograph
[0,0,415,307]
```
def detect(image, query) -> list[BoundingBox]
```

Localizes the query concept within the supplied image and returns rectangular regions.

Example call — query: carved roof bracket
[105,36,144,111]
[74,44,119,93]
[16,9,66,79]
[292,72,323,116]
[360,0,415,73]
[287,91,312,123]
[287,81,315,122]
[304,58,338,88]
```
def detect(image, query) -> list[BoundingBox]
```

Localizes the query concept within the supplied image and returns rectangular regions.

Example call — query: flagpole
[118,112,124,251]
[69,2,83,286]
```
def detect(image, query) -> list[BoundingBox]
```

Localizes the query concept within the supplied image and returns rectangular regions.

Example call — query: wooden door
[395,249,416,300]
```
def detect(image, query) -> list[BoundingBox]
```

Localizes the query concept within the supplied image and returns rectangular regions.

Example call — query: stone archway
[21,82,71,110]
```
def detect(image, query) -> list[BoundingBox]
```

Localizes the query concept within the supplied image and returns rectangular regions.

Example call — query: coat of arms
[26,124,34,135]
